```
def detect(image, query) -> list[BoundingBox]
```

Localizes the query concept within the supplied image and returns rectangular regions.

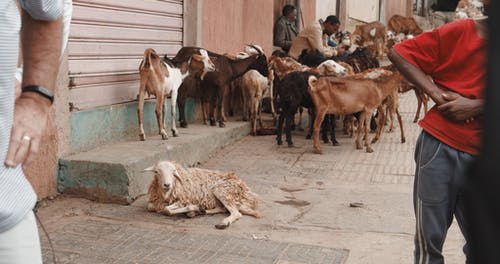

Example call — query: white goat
[145,161,261,229]
[138,48,215,141]
[241,69,275,135]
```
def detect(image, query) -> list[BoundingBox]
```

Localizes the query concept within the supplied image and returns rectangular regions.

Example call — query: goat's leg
[137,89,147,141]
[178,93,188,128]
[251,99,257,136]
[298,107,305,131]
[321,116,330,144]
[209,93,217,126]
[156,95,168,140]
[269,82,277,121]
[364,111,374,153]
[285,113,294,147]
[313,109,327,154]
[257,100,263,130]
[306,108,314,139]
[329,114,339,146]
[170,91,179,137]
[356,112,366,150]
[276,112,285,145]
[217,85,226,127]
[372,105,385,144]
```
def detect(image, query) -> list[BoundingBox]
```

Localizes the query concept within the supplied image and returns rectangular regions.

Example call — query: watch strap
[21,85,54,104]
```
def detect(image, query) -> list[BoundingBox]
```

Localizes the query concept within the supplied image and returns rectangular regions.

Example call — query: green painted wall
[70,99,197,153]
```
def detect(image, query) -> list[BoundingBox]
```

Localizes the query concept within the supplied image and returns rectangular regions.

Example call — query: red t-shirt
[393,19,486,155]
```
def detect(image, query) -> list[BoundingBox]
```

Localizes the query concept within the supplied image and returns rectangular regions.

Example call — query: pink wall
[201,0,274,56]
[200,0,317,56]
[385,0,411,23]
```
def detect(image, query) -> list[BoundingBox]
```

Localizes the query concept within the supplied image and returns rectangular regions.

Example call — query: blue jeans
[413,131,475,264]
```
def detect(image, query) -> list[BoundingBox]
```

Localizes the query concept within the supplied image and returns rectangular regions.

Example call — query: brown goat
[352,21,387,58]
[308,69,401,153]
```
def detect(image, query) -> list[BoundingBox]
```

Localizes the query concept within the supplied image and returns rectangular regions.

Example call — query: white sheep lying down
[145,161,261,229]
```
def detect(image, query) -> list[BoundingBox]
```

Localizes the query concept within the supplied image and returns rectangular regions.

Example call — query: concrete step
[57,121,251,204]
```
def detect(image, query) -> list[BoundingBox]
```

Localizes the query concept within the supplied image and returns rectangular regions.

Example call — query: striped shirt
[0,0,63,233]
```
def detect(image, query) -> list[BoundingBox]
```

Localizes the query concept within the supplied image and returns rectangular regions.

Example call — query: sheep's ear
[173,169,182,182]
[143,166,155,172]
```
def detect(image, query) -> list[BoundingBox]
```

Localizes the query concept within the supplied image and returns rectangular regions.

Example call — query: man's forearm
[21,9,63,94]
[388,48,447,105]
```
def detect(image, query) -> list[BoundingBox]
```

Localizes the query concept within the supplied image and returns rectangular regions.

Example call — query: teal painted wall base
[70,99,197,153]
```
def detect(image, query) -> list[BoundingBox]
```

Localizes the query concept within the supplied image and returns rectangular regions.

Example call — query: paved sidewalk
[37,92,466,264]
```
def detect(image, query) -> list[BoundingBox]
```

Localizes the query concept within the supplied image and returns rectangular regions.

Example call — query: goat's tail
[308,75,319,92]
[140,48,157,71]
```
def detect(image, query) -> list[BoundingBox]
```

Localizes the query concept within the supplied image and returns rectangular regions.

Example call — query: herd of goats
[138,14,428,154]
[140,1,486,228]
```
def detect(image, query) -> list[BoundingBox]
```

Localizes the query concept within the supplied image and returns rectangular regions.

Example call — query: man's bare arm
[4,9,62,167]
[388,48,447,105]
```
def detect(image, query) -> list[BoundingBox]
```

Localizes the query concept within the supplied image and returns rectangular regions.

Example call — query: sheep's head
[144,161,182,200]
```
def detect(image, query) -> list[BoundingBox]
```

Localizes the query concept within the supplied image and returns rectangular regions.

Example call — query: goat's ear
[143,166,155,172]
[191,53,203,61]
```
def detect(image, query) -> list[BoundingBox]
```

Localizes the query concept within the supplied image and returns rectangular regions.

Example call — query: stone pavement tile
[42,217,348,264]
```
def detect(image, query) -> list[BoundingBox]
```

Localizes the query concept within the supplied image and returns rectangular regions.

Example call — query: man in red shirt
[388,2,488,262]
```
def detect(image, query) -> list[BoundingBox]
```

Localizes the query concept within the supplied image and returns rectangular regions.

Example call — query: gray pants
[413,131,475,264]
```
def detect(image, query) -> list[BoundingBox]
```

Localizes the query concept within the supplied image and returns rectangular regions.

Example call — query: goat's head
[188,49,216,80]
[144,161,182,200]
[317,60,347,76]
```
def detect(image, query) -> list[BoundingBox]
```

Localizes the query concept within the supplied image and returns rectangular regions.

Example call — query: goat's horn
[142,166,155,172]
[249,44,263,55]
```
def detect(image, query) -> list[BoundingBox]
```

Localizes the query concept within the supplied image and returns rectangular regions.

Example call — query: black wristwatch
[22,85,54,104]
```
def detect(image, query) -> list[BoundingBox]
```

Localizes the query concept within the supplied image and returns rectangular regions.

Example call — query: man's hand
[438,93,483,123]
[4,95,51,168]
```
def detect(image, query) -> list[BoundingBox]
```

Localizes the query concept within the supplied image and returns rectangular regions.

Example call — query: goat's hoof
[322,138,329,144]
[305,134,312,139]
[161,134,169,140]
[332,140,340,146]
[277,140,283,145]
[371,138,378,144]
[356,144,363,150]
[180,121,188,128]
[218,122,225,128]
[401,138,406,143]
[287,142,294,147]
[366,147,374,153]
[139,134,146,141]
[242,117,248,121]
[413,118,418,123]
[172,130,179,137]
[210,121,216,126]
[215,223,230,230]
[313,147,322,154]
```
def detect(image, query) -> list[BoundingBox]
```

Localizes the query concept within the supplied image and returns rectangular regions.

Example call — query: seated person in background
[429,0,459,28]
[273,5,298,53]
[288,15,343,59]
